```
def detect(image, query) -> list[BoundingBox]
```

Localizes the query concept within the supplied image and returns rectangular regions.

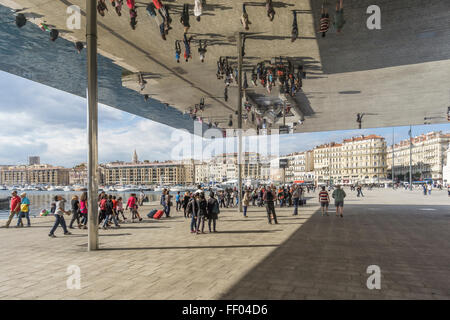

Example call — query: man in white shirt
[194,0,202,22]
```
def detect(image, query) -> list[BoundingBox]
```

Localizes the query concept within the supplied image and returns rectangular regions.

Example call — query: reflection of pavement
[0,189,449,299]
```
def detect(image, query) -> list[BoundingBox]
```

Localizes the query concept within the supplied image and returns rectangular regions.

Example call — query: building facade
[443,145,450,185]
[387,132,450,182]
[102,160,192,186]
[0,164,70,185]
[314,135,387,185]
[284,151,315,183]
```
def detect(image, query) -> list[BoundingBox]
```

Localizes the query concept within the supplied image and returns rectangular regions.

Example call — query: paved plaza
[0,188,449,300]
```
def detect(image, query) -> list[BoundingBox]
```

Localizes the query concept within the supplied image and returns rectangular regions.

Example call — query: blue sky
[0,71,449,167]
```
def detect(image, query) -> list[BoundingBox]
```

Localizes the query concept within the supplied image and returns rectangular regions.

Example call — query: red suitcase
[153,210,164,219]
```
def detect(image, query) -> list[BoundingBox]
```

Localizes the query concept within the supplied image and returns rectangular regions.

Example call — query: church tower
[132,149,139,164]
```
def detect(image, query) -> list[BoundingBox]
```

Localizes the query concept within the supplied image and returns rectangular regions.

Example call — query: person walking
[126,193,142,222]
[79,192,88,229]
[333,0,345,33]
[291,10,298,42]
[292,185,300,216]
[241,4,251,30]
[427,183,432,195]
[207,191,220,232]
[264,186,278,224]
[116,196,127,222]
[175,40,182,63]
[332,185,346,218]
[17,192,31,227]
[194,0,203,22]
[180,3,190,33]
[5,190,21,228]
[175,191,181,212]
[198,40,207,63]
[69,195,81,229]
[266,0,275,21]
[183,33,192,62]
[318,186,330,216]
[318,1,330,37]
[102,195,120,229]
[243,189,251,217]
[48,195,72,237]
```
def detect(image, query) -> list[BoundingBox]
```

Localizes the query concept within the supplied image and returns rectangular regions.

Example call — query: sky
[0,71,449,168]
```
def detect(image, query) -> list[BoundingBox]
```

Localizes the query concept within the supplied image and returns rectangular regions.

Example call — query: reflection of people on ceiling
[334,0,346,33]
[291,11,298,42]
[319,2,330,37]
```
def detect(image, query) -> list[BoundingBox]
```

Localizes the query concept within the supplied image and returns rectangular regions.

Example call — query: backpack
[212,199,220,214]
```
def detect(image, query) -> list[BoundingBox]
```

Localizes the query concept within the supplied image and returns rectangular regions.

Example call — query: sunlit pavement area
[0,188,449,300]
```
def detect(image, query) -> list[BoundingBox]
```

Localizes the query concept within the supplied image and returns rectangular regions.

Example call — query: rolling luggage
[153,210,164,219]
[147,209,157,218]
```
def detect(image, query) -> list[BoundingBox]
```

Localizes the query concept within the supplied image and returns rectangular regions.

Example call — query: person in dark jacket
[69,195,81,229]
[264,186,278,224]
[196,192,207,234]
[188,193,198,233]
[207,192,220,232]
[102,195,120,229]
[182,191,190,218]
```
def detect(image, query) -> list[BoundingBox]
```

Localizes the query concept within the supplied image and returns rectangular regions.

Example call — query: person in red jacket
[5,190,21,228]
[126,193,142,222]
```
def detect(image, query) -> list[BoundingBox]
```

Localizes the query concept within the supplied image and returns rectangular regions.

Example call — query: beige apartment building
[102,160,193,185]
[284,151,315,183]
[387,131,450,182]
[194,152,265,183]
[0,164,70,185]
[314,135,388,185]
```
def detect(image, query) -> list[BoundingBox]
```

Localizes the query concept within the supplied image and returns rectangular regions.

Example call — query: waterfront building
[0,164,70,186]
[387,132,450,182]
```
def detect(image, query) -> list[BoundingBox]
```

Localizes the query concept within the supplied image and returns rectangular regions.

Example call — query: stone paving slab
[0,188,449,300]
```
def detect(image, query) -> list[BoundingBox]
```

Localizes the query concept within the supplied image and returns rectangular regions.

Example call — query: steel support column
[87,0,99,251]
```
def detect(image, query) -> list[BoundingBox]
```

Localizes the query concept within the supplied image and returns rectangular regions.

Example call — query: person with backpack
[103,195,120,229]
[264,186,278,224]
[332,185,346,217]
[17,192,31,227]
[207,192,220,232]
[15,13,27,28]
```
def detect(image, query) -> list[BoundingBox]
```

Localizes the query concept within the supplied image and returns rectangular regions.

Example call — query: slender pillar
[409,125,412,191]
[87,0,99,251]
[392,128,395,188]
[237,32,243,213]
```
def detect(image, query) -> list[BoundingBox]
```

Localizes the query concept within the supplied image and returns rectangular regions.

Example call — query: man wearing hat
[17,192,31,227]
[5,190,21,228]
